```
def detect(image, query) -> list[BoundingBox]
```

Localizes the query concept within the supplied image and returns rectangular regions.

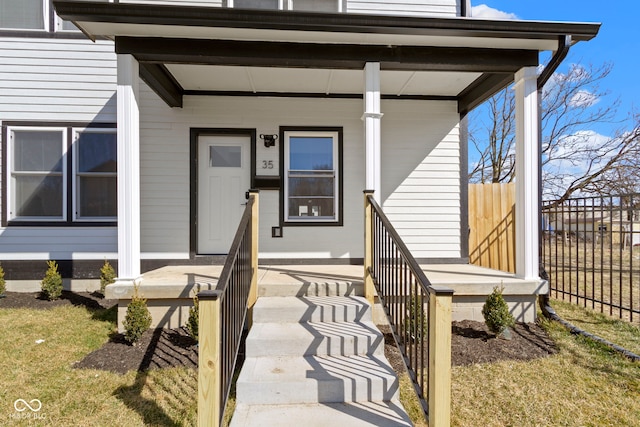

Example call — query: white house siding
[118,0,458,16]
[119,0,223,6]
[138,87,461,260]
[346,0,458,17]
[0,37,117,261]
[381,100,461,259]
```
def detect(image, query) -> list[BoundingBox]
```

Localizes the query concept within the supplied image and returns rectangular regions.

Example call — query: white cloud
[544,130,613,197]
[569,90,600,108]
[470,4,518,20]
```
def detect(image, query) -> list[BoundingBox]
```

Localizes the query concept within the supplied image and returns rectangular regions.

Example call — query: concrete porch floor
[107,263,547,330]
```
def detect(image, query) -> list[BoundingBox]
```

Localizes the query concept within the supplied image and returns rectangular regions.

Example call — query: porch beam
[514,67,539,280]
[457,72,513,115]
[363,62,382,201]
[116,54,142,281]
[139,63,184,108]
[115,37,538,72]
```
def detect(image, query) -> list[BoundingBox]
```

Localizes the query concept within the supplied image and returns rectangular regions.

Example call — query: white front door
[197,135,251,254]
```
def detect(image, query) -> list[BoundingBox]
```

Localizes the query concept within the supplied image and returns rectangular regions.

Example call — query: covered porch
[106,263,546,331]
[51,1,601,286]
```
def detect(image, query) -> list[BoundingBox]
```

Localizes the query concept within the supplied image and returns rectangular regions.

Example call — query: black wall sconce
[260,134,278,148]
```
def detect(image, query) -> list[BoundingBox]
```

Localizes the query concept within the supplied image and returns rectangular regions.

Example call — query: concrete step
[230,401,412,427]
[245,320,384,358]
[236,354,399,405]
[258,282,363,297]
[253,296,372,324]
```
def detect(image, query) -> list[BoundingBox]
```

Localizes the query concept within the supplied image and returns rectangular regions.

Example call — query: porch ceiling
[166,65,480,98]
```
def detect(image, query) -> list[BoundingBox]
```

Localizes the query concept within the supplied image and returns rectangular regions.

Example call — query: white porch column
[363,62,382,201]
[116,54,141,281]
[514,67,539,280]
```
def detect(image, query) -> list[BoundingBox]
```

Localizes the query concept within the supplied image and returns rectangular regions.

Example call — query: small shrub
[99,260,116,296]
[123,285,152,344]
[41,260,63,301]
[482,286,515,335]
[186,290,199,342]
[0,264,5,296]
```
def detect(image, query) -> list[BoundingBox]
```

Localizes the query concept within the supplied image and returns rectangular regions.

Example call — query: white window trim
[71,127,117,222]
[284,130,340,223]
[7,126,67,222]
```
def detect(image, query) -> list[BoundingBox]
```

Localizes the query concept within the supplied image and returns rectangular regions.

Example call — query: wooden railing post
[247,190,259,327]
[428,286,453,427]
[198,290,222,427]
[364,190,375,305]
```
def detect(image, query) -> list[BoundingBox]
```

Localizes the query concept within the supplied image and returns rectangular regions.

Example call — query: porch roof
[54,1,600,111]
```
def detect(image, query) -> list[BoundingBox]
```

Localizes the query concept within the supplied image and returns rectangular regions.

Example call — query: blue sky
[472,1,638,130]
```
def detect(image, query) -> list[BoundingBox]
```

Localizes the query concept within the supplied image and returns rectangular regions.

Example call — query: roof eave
[53,1,601,47]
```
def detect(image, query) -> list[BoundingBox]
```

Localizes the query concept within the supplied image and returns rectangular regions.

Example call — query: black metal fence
[542,194,640,323]
[366,194,452,418]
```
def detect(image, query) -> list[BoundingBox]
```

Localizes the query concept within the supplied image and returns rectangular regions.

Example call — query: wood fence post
[247,190,259,327]
[428,286,453,427]
[198,290,222,427]
[364,190,375,305]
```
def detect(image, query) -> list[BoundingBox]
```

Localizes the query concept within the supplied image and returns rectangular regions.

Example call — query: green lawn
[450,300,640,427]
[0,304,197,426]
[1,298,638,426]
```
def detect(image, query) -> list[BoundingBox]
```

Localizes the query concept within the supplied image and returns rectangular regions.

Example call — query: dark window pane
[14,130,63,172]
[288,197,335,218]
[0,0,44,29]
[288,176,334,197]
[289,137,333,170]
[78,132,117,173]
[78,176,116,217]
[234,0,278,9]
[210,145,242,168]
[15,175,63,217]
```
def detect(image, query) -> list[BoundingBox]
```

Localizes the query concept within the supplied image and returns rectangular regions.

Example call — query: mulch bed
[0,291,114,310]
[74,327,198,374]
[2,291,557,375]
[381,320,557,372]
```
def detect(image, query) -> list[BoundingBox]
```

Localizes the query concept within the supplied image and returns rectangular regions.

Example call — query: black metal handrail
[199,194,255,423]
[366,193,435,416]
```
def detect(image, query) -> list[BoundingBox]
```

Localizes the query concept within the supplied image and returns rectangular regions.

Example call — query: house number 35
[262,160,274,169]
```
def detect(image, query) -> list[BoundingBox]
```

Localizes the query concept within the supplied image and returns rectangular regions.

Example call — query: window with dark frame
[282,128,342,225]
[6,125,117,224]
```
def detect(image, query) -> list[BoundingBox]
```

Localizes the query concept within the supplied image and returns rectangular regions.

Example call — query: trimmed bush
[0,264,5,296]
[99,260,116,296]
[41,261,63,301]
[186,290,199,342]
[482,286,515,335]
[123,285,152,344]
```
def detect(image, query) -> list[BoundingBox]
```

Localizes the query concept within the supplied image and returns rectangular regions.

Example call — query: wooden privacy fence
[468,183,516,273]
